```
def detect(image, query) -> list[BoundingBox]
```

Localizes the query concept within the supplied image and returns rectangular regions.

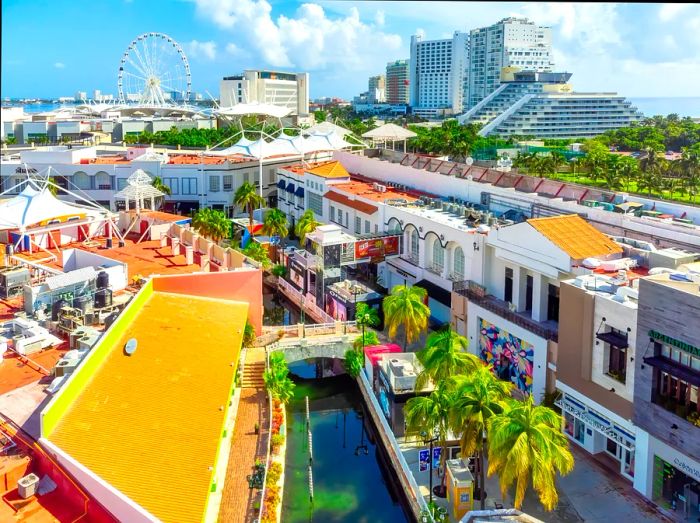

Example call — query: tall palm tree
[603,155,624,191]
[487,397,574,512]
[262,208,288,262]
[151,176,172,210]
[295,209,321,245]
[404,382,454,496]
[355,302,380,350]
[192,208,230,243]
[617,155,639,191]
[449,366,513,509]
[233,181,265,232]
[242,241,271,268]
[416,326,482,390]
[382,284,430,350]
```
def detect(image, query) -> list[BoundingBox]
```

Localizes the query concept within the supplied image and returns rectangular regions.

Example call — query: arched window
[409,228,419,262]
[432,238,445,273]
[95,171,111,190]
[453,247,465,280]
[388,218,401,234]
[72,171,90,190]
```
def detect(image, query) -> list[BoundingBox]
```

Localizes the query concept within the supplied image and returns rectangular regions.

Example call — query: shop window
[564,412,584,444]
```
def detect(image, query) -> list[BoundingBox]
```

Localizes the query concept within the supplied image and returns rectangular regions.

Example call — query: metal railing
[453,280,559,342]
[257,351,275,523]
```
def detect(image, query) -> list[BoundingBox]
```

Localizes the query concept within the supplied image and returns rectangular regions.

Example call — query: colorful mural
[478,318,534,394]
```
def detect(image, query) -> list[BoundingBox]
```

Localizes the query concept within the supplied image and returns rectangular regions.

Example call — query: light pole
[421,431,439,505]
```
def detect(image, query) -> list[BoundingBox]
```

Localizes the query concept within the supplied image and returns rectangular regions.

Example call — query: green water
[282,370,410,523]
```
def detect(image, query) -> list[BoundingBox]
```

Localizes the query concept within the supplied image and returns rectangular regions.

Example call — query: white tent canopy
[362,123,417,140]
[206,131,359,159]
[0,185,103,232]
[213,102,292,119]
[305,121,352,137]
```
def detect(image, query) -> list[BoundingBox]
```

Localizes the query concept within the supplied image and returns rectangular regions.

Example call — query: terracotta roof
[324,190,379,215]
[332,179,419,204]
[306,161,350,179]
[527,214,623,260]
[48,291,247,523]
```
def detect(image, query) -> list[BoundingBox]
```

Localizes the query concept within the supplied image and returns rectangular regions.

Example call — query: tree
[603,155,624,191]
[355,302,380,350]
[151,176,172,210]
[416,326,481,390]
[192,208,230,243]
[295,209,321,245]
[404,382,454,495]
[487,396,574,512]
[242,320,256,348]
[617,155,639,191]
[262,208,288,262]
[449,366,513,509]
[382,284,430,350]
[343,348,364,378]
[242,241,271,268]
[353,330,380,351]
[233,181,265,231]
[263,352,296,404]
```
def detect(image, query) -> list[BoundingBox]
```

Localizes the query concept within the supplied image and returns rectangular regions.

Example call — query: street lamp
[421,430,439,505]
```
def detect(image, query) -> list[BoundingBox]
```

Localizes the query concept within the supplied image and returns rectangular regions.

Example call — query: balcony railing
[453,280,559,342]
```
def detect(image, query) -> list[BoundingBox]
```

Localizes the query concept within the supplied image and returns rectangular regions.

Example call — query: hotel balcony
[453,280,559,342]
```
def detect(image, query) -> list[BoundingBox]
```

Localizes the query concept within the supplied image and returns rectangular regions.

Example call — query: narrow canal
[281,362,410,523]
[263,285,314,326]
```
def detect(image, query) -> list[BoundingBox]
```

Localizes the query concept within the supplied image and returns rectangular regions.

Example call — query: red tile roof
[324,190,379,215]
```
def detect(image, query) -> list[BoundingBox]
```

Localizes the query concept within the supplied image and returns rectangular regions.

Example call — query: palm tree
[295,209,321,245]
[353,330,379,351]
[487,396,574,512]
[404,382,454,496]
[449,366,513,509]
[382,284,430,350]
[355,302,380,350]
[233,181,265,232]
[192,208,231,243]
[151,176,172,210]
[617,155,639,191]
[343,348,365,378]
[262,208,288,262]
[416,326,482,390]
[242,241,271,268]
[603,155,624,191]
[264,352,296,404]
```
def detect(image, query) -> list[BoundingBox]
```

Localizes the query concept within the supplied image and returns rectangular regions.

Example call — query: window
[73,171,91,190]
[453,247,465,280]
[504,268,513,303]
[409,229,419,262]
[223,175,233,191]
[606,334,627,384]
[95,171,111,190]
[355,217,361,234]
[163,177,179,195]
[547,284,560,322]
[209,176,220,192]
[525,275,534,312]
[330,206,336,222]
[337,209,343,225]
[117,178,128,191]
[431,239,445,273]
[182,178,198,195]
[307,192,323,216]
[365,220,370,234]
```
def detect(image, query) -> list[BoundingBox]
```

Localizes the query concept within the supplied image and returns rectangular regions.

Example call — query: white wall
[634,431,700,498]
[62,249,128,291]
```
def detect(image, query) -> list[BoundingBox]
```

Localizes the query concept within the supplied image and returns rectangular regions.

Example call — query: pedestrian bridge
[267,335,354,364]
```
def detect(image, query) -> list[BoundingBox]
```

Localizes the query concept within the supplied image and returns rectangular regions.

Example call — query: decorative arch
[403,223,419,262]
[387,217,402,233]
[452,245,465,280]
[94,171,112,190]
[425,232,445,274]
[72,171,90,190]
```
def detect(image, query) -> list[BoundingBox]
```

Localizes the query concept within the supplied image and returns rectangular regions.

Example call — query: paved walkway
[218,349,269,523]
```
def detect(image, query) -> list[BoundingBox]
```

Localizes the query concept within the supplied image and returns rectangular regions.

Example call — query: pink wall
[152,270,264,334]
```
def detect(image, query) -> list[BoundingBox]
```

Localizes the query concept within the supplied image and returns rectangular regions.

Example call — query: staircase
[240,349,266,389]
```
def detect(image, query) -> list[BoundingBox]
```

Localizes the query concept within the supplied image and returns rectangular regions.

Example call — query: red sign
[354,235,400,261]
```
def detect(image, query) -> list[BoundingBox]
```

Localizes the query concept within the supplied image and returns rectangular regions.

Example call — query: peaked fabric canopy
[0,185,103,231]
[213,102,292,119]
[206,131,358,159]
[305,121,352,137]
[362,123,417,140]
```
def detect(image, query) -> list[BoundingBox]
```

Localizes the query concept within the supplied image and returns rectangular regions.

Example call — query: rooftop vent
[124,338,137,356]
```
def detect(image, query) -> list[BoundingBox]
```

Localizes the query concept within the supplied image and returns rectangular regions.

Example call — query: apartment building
[219,70,310,116]
[368,75,386,104]
[385,60,410,105]
[467,17,554,108]
[409,32,469,117]
[458,69,642,138]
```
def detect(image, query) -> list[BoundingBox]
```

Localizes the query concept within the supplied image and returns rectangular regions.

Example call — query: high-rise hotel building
[385,60,410,105]
[409,32,469,118]
[468,17,554,108]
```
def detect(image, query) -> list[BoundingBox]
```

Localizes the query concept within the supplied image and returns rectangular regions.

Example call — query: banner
[419,449,429,472]
[354,235,400,261]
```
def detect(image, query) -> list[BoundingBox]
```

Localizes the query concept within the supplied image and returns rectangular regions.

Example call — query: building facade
[409,32,469,117]
[219,70,310,116]
[467,17,554,109]
[385,60,410,105]
[368,75,386,103]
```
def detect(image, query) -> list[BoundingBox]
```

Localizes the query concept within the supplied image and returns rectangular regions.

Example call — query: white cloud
[54,62,65,69]
[193,0,402,72]
[185,40,217,61]
[374,10,385,27]
[225,43,246,57]
[659,4,691,22]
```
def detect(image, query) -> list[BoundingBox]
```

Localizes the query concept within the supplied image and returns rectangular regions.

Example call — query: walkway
[219,348,269,523]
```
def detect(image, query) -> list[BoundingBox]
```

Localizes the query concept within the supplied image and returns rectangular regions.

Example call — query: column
[515,267,527,312]
[532,274,549,322]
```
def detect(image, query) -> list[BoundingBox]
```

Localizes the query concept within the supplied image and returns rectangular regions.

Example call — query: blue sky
[2,1,700,100]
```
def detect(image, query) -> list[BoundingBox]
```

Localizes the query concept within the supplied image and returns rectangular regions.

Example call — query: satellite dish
[466,157,474,166]
[124,338,137,356]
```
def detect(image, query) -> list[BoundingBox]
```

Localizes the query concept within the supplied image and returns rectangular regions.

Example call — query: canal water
[263,285,314,326]
[281,362,410,523]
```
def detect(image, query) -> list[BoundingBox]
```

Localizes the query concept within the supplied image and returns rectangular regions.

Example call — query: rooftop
[46,289,248,523]
[324,190,379,215]
[306,160,350,179]
[527,215,623,260]
[645,265,700,297]
[331,178,420,204]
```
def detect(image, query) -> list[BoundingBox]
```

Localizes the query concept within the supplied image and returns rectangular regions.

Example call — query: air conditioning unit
[18,473,40,499]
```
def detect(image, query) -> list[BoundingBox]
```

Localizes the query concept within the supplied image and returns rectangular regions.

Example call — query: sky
[2,1,700,101]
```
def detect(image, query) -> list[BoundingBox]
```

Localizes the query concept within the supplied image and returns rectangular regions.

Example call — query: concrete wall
[62,248,128,291]
[634,278,700,463]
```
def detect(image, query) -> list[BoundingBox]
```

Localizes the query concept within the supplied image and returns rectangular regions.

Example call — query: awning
[596,331,628,348]
[415,279,451,307]
[295,186,305,198]
[286,183,296,193]
[643,356,700,387]
[277,180,286,190]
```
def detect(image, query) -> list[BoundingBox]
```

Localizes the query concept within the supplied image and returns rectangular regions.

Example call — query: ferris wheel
[117,32,191,106]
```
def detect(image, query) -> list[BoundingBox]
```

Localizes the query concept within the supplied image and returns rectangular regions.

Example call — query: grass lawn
[537,171,700,206]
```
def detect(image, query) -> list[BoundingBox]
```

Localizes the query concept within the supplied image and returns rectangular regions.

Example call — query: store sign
[648,330,700,357]
[559,397,635,450]
[354,235,400,261]
[673,458,700,482]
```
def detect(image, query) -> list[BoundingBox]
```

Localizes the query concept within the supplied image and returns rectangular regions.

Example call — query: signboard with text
[354,235,400,261]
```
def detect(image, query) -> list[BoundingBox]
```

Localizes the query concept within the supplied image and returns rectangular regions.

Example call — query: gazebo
[113,169,165,214]
[362,123,417,152]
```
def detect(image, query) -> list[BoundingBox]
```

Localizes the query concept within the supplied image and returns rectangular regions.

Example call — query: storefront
[557,389,636,481]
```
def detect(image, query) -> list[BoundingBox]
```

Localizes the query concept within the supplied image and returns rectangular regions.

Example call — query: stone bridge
[267,335,353,364]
